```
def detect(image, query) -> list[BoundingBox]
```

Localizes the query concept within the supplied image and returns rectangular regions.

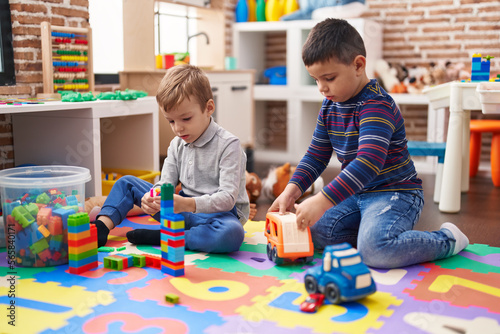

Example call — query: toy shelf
[40,22,95,96]
[233,19,382,164]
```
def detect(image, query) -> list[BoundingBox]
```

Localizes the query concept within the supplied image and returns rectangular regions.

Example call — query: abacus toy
[40,22,95,97]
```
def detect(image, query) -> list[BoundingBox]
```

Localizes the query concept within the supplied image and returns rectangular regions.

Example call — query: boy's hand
[295,193,333,230]
[268,183,302,214]
[141,191,161,215]
[173,194,196,213]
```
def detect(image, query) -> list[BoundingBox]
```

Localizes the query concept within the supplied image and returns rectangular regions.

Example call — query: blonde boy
[93,64,249,253]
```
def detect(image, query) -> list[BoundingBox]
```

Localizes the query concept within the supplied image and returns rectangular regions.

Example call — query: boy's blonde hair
[156,64,213,112]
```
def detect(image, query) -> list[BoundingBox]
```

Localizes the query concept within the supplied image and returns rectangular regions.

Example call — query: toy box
[0,166,91,267]
[477,82,500,114]
[101,168,161,195]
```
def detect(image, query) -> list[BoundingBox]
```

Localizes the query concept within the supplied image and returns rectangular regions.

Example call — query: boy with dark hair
[269,19,468,269]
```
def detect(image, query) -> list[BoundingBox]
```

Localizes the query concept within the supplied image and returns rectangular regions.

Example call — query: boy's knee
[357,241,393,269]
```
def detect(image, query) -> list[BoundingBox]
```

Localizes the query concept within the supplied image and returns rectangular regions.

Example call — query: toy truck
[303,242,376,304]
[265,212,314,265]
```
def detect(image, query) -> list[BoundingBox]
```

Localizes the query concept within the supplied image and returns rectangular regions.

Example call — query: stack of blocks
[471,53,492,82]
[67,212,98,274]
[160,183,185,276]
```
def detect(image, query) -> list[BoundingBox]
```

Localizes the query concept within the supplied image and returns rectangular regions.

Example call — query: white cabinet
[233,19,382,164]
[207,71,254,148]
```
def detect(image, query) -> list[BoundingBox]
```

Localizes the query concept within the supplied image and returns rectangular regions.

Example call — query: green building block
[67,212,90,227]
[131,254,146,267]
[103,256,123,270]
[165,293,179,304]
[116,246,126,251]
[30,238,49,254]
[24,202,39,217]
[68,248,97,261]
[98,247,114,253]
[12,206,35,228]
[36,193,51,204]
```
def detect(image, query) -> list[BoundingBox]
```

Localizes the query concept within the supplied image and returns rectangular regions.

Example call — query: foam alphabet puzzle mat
[1,215,500,334]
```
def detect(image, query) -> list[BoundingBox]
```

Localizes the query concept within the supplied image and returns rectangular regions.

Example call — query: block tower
[471,53,493,82]
[160,183,185,276]
[67,212,98,274]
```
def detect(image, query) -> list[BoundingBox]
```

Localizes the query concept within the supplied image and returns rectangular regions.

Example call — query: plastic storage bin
[477,82,500,114]
[0,165,91,267]
[101,168,161,196]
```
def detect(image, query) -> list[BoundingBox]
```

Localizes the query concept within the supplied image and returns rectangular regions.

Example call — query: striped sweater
[290,79,422,205]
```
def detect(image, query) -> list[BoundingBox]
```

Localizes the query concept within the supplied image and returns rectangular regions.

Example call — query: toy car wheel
[266,243,273,261]
[325,283,340,304]
[304,275,318,294]
[271,246,284,265]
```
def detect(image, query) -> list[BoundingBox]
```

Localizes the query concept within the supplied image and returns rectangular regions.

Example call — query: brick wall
[0,0,89,169]
[364,0,500,75]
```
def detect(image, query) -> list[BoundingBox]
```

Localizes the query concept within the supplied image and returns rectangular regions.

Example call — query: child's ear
[353,55,367,74]
[205,99,215,116]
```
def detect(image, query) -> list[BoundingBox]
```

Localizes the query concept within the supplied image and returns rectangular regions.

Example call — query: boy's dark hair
[302,18,366,67]
[156,64,213,113]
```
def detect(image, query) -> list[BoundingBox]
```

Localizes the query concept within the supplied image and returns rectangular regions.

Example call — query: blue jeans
[310,190,453,268]
[98,175,245,253]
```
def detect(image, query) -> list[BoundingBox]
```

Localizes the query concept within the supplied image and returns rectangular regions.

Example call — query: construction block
[29,238,49,254]
[165,293,179,304]
[12,205,35,228]
[145,254,161,269]
[168,239,185,248]
[37,207,52,226]
[68,261,98,274]
[103,256,123,270]
[68,234,96,247]
[65,195,79,206]
[97,246,114,253]
[167,247,185,263]
[131,254,146,267]
[114,253,134,268]
[67,229,91,241]
[48,216,63,235]
[53,208,77,229]
[68,253,97,267]
[68,242,96,254]
[68,248,98,261]
[67,211,90,226]
[161,266,184,277]
[38,225,50,238]
[25,202,39,217]
[36,192,51,204]
[116,246,126,251]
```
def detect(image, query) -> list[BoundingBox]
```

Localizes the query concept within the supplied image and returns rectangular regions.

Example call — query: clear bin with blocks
[0,166,91,267]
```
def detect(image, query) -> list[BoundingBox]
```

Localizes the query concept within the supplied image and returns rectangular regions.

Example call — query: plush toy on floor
[281,0,366,21]
[261,162,324,202]
[246,171,262,220]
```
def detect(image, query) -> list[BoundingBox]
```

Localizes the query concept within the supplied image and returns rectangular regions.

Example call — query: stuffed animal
[281,0,366,21]
[261,162,324,202]
[246,171,262,203]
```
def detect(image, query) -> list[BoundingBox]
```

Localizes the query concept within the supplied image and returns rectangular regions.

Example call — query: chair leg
[491,133,500,187]
[434,162,444,203]
[469,131,482,178]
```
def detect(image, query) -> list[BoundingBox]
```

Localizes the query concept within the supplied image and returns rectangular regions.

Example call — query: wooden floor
[252,162,500,247]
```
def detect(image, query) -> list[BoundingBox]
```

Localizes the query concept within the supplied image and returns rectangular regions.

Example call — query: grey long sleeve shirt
[156,117,250,224]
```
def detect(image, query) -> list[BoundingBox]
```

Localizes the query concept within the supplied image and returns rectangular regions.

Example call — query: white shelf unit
[233,19,383,164]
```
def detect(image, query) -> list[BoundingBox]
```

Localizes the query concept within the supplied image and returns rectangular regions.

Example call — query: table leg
[439,84,463,213]
[461,109,471,192]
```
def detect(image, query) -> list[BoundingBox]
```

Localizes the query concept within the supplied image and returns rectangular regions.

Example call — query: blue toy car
[304,243,376,304]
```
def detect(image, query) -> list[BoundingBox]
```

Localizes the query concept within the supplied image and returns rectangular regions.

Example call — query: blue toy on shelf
[264,66,287,85]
